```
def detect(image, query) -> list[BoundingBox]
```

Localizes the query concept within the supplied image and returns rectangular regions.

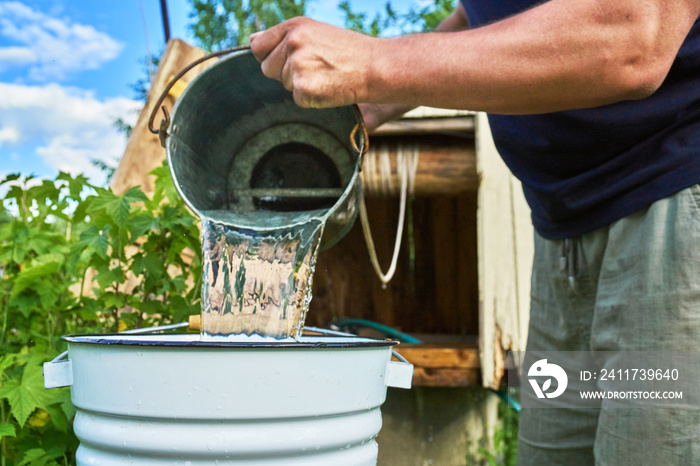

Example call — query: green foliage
[110,53,160,148]
[403,0,457,32]
[188,0,456,50]
[129,53,162,103]
[339,0,457,37]
[189,0,308,50]
[338,1,396,37]
[0,165,202,464]
[478,396,519,466]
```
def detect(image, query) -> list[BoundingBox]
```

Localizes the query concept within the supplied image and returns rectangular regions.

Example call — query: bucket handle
[350,105,370,162]
[147,45,370,158]
[148,45,251,147]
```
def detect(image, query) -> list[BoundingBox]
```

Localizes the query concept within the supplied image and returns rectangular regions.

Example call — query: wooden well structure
[112,39,534,465]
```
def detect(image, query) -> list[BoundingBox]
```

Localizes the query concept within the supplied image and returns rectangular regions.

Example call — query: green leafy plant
[339,0,456,37]
[187,0,457,51]
[0,164,201,465]
[189,0,308,50]
[477,396,519,466]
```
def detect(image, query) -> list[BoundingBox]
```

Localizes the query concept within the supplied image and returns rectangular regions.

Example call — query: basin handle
[43,359,73,389]
[386,360,414,389]
[43,322,191,389]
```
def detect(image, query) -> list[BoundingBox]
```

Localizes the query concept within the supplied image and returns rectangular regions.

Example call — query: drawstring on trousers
[560,237,582,291]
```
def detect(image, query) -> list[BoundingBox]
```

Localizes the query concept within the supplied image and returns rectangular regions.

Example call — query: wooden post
[111,39,208,196]
[476,112,533,389]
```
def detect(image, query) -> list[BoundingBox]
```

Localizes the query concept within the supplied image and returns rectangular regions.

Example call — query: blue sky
[0,0,405,188]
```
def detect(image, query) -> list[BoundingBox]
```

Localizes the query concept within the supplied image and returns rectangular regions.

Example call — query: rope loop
[360,143,419,286]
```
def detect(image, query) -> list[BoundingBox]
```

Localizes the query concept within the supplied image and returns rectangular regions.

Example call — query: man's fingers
[280,57,295,92]
[249,17,366,109]
[259,39,291,83]
[249,23,286,63]
[250,22,295,85]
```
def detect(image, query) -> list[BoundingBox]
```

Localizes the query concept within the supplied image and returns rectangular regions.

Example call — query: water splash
[200,209,325,339]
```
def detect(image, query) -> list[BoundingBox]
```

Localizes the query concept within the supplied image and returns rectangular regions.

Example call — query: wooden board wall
[475,112,533,389]
[308,191,479,338]
[104,37,507,388]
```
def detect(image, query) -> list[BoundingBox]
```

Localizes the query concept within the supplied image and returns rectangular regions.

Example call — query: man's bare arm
[250,0,700,114]
[358,3,470,130]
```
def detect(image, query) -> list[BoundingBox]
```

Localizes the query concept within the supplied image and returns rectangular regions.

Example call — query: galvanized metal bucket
[159,49,367,250]
[44,333,413,465]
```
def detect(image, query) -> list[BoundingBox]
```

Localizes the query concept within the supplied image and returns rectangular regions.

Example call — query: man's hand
[250,0,700,115]
[250,17,375,109]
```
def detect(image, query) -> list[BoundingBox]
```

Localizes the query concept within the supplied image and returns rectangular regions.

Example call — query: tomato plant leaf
[17,448,51,466]
[56,171,91,199]
[77,225,110,259]
[122,185,149,204]
[0,421,16,439]
[129,212,157,240]
[89,189,139,228]
[94,265,126,290]
[0,362,59,427]
[10,261,60,300]
[132,253,164,281]
[11,294,40,319]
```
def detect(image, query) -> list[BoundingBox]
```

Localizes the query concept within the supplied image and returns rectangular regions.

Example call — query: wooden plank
[411,367,481,387]
[396,344,480,369]
[371,116,475,136]
[475,112,533,390]
[457,192,479,336]
[397,343,482,387]
[406,197,436,332]
[396,342,481,387]
[431,196,458,332]
[361,135,478,197]
[111,39,208,196]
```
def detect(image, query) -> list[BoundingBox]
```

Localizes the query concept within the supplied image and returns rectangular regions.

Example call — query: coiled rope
[360,142,419,287]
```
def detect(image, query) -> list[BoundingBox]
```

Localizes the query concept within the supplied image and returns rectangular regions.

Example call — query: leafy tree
[403,0,457,33]
[107,52,161,151]
[129,53,162,103]
[338,1,398,37]
[187,0,456,52]
[189,0,308,50]
[339,0,456,37]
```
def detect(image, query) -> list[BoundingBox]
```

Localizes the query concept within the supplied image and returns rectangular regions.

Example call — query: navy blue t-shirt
[460,0,700,239]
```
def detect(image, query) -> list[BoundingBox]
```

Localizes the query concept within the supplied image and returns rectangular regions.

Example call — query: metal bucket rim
[62,333,398,349]
[165,48,364,234]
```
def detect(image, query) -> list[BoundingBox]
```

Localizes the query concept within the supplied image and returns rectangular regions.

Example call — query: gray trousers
[517,184,700,466]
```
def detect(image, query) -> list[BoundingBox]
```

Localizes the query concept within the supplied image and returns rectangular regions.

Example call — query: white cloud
[0,45,35,70]
[0,126,19,146]
[0,82,141,185]
[0,1,123,81]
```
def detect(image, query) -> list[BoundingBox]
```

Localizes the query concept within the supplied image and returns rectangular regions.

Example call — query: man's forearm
[251,0,700,114]
[366,0,700,114]
[358,4,470,131]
